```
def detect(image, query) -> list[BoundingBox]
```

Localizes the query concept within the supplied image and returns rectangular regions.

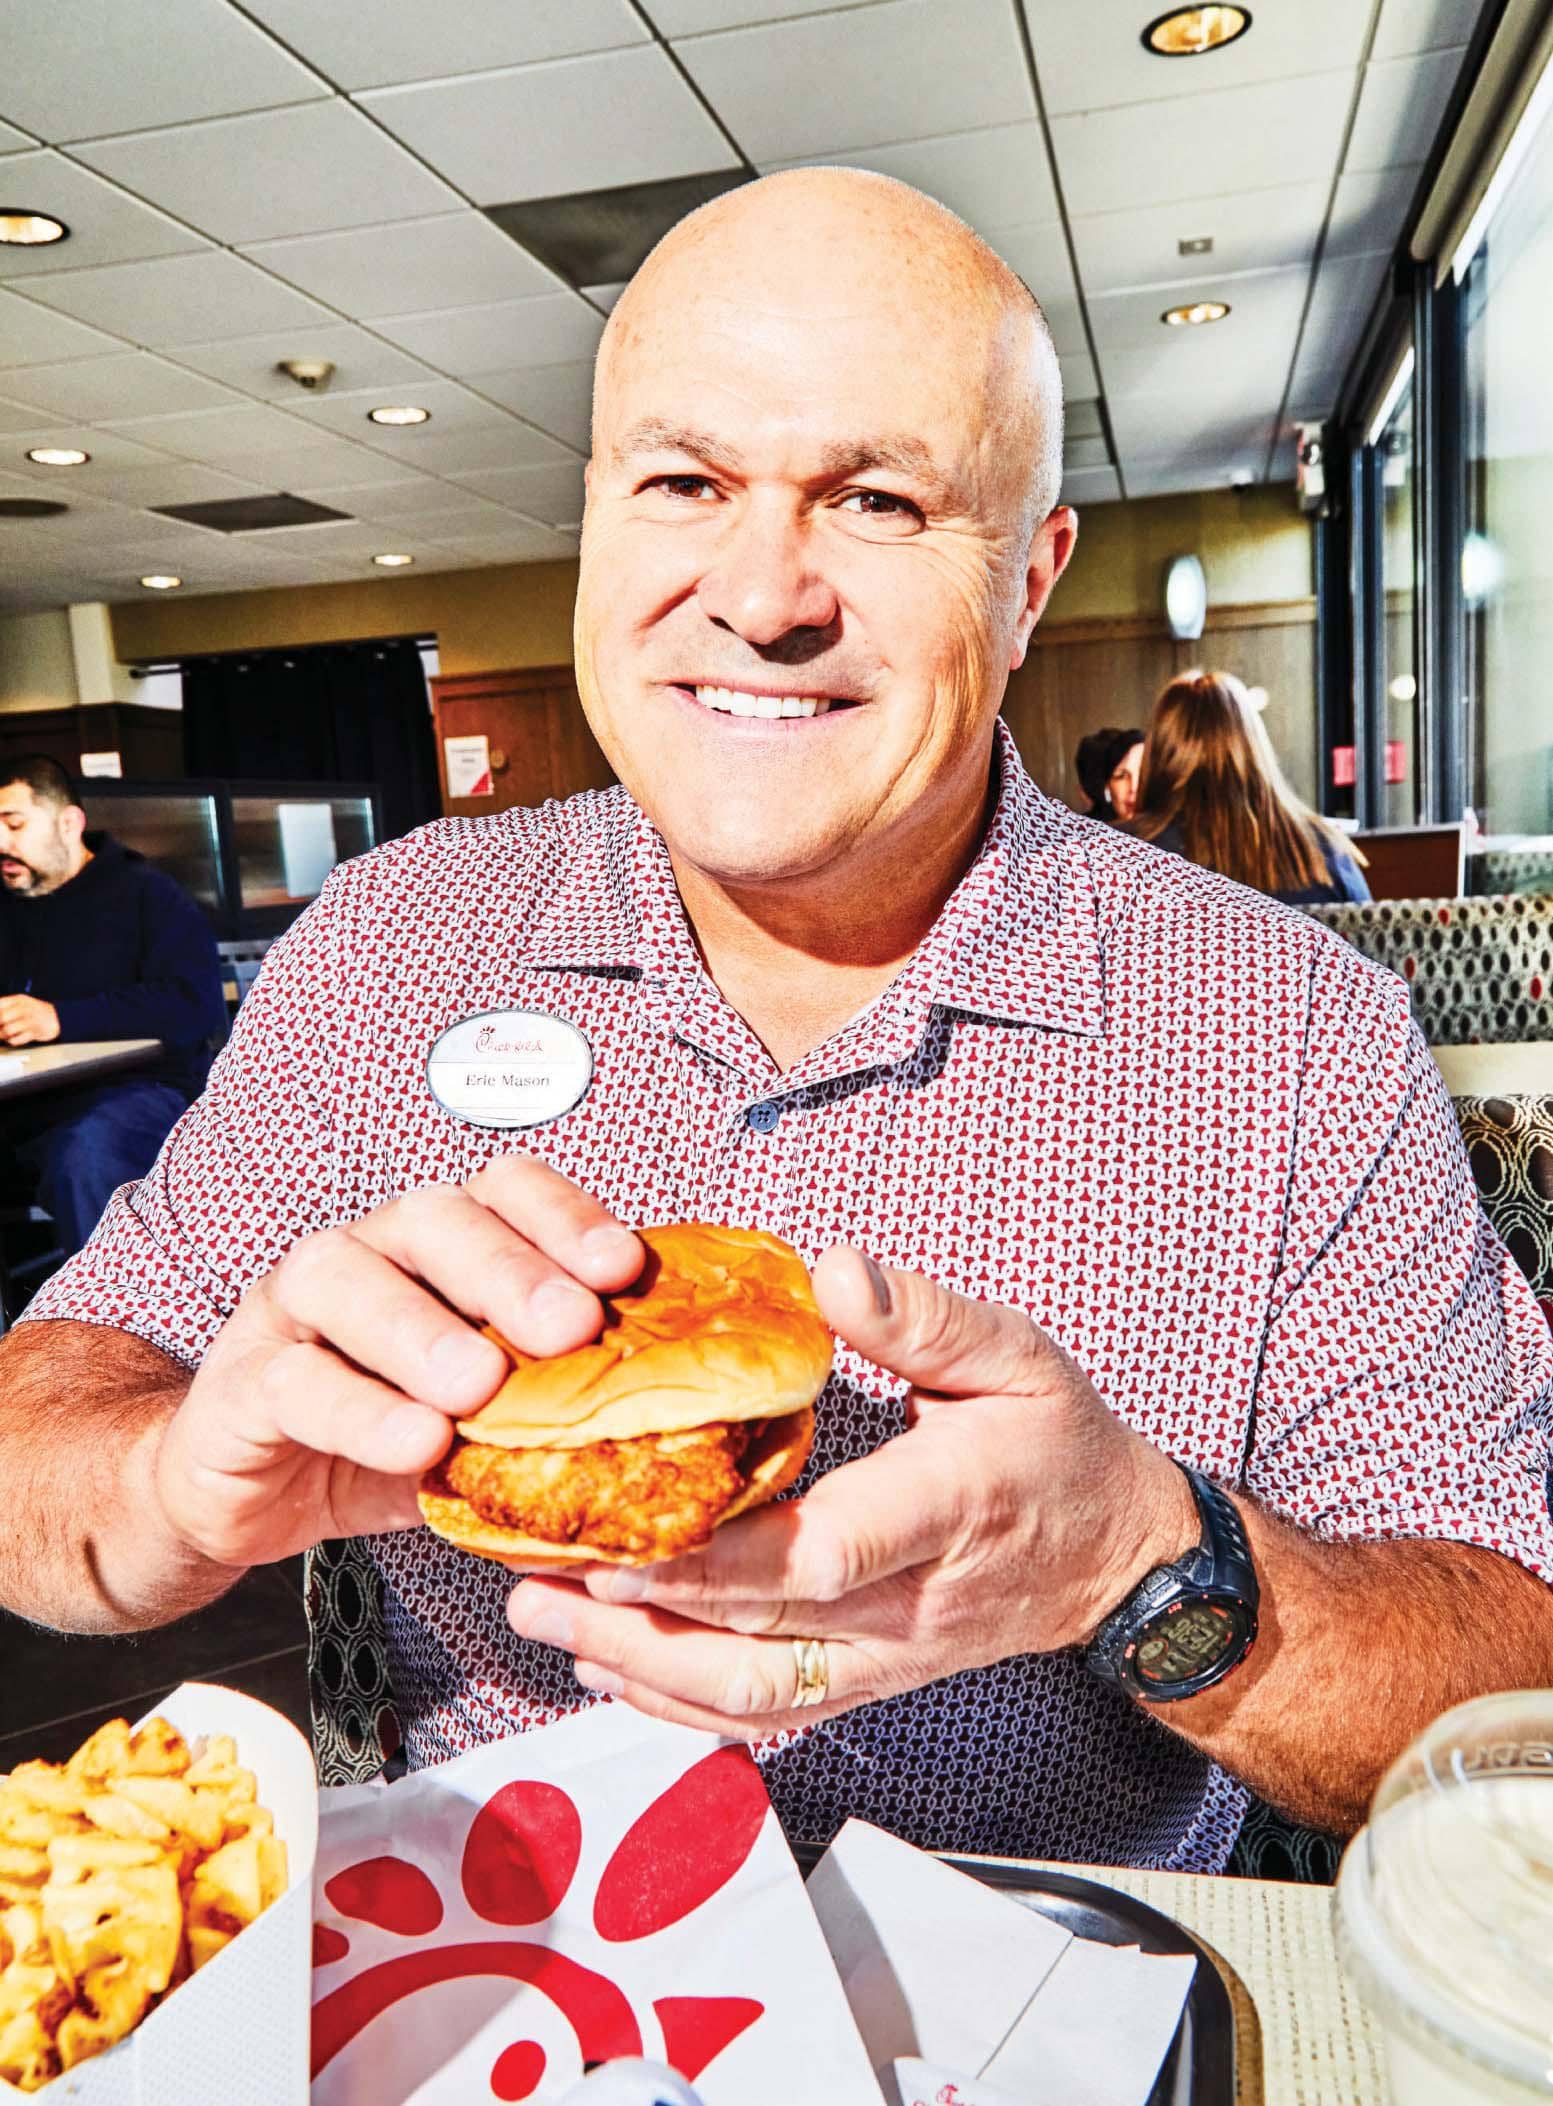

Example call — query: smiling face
[574,171,1075,896]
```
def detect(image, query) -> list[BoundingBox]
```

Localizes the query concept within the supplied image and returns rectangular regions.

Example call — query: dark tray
[798,1849,1236,2106]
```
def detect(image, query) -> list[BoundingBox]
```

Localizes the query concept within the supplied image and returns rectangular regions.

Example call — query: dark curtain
[181,639,439,843]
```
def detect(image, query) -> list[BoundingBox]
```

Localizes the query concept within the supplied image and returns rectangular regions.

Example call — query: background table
[1432,1040,1553,1095]
[0,1039,162,1101]
[1090,1864,1385,2106]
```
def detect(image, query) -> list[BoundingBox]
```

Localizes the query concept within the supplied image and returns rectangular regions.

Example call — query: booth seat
[1305,893,1553,1045]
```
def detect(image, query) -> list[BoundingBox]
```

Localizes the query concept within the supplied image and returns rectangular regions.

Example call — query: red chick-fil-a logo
[474,1024,544,1055]
[311,1746,769,2101]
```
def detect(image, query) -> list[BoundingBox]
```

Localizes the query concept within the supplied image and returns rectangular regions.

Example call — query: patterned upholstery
[1453,1094,1553,1327]
[304,1538,399,1786]
[1472,848,1553,899]
[1306,894,1553,1046]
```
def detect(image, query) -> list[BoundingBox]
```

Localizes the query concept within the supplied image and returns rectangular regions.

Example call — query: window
[1461,61,1553,842]
[1376,364,1420,827]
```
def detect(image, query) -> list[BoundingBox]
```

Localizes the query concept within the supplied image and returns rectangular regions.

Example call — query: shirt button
[746,1100,781,1133]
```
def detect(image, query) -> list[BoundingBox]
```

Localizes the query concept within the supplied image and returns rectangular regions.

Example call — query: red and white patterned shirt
[27,722,1553,1870]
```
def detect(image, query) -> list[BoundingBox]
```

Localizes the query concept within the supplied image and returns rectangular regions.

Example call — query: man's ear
[1009,505,1078,671]
[62,802,87,849]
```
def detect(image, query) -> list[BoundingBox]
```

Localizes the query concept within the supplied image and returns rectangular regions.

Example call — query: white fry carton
[310,1703,881,2105]
[0,1679,317,2105]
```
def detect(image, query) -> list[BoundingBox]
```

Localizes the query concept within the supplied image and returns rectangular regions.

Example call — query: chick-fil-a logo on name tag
[427,1007,594,1131]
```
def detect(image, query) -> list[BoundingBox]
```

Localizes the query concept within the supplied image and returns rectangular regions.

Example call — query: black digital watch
[1084,1467,1259,1703]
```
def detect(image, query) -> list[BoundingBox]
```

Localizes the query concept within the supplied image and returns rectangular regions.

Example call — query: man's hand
[0,993,60,1045]
[507,1248,1199,1736]
[152,1157,643,1572]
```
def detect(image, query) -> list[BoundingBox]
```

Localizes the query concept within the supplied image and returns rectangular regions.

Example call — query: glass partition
[231,792,376,913]
[1462,69,1553,840]
[1377,371,1420,828]
[79,787,224,914]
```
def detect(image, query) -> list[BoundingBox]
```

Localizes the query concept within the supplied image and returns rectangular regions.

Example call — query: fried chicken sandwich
[419,1222,831,1566]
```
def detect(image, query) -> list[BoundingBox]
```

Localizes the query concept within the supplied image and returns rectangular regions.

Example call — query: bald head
[596,167,1064,531]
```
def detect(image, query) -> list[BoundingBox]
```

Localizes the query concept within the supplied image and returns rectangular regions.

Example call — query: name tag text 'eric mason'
[425,1008,594,1130]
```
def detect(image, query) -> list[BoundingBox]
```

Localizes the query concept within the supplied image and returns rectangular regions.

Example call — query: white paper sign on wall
[79,749,123,777]
[427,1007,594,1130]
[444,732,493,798]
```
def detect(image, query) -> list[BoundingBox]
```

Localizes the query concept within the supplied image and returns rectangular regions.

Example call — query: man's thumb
[811,1245,1058,1398]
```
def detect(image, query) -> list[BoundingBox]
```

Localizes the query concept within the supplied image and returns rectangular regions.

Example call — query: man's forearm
[0,1319,246,1633]
[1157,1501,1553,1835]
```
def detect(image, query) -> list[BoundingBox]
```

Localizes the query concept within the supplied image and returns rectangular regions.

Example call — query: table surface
[1068,1862,1385,2106]
[1432,1040,1553,1095]
[0,1038,161,1098]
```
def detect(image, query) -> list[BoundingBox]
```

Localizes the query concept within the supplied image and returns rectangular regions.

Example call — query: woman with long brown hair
[1132,668,1369,907]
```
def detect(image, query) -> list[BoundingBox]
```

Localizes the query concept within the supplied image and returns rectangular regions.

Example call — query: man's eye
[646,474,716,500]
[838,489,922,521]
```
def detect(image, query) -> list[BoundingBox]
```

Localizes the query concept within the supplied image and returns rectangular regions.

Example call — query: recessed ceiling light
[1143,5,1251,57]
[1162,300,1230,327]
[26,446,89,466]
[367,404,431,427]
[140,574,182,590]
[0,210,68,246]
[372,552,415,568]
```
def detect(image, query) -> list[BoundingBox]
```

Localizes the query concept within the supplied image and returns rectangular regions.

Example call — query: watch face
[1132,1598,1249,1691]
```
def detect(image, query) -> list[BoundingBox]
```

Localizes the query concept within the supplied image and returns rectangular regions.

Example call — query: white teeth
[692,685,833,719]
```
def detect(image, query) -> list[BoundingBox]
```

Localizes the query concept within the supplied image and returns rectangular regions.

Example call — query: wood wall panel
[1002,599,1318,810]
[431,664,614,817]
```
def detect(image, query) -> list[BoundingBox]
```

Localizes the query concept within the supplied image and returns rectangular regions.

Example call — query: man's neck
[667,759,996,1072]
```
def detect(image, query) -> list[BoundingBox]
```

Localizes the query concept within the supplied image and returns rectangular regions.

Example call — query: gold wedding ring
[790,1635,830,1709]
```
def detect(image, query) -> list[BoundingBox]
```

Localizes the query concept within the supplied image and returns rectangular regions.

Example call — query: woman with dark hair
[1132,668,1369,907]
[1074,725,1144,824]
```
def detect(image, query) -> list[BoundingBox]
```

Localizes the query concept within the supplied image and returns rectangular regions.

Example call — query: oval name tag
[426,1007,594,1131]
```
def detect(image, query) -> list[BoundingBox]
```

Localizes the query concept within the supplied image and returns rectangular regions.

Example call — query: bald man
[4,173,1550,1870]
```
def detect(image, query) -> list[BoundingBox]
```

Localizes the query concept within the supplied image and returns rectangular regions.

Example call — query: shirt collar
[520,718,1107,1048]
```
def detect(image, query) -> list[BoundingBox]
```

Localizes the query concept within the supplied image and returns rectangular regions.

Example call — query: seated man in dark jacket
[0,754,227,1255]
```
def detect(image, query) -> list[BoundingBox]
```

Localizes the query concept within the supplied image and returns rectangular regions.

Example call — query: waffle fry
[0,1718,286,2094]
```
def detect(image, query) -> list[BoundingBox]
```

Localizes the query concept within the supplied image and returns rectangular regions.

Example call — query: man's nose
[696,502,840,648]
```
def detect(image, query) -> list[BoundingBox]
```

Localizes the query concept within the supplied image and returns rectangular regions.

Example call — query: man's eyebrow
[817,434,944,485]
[613,419,745,471]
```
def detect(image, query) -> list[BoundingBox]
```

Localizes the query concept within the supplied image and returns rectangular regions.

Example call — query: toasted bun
[451,1222,834,1449]
[417,1406,815,1567]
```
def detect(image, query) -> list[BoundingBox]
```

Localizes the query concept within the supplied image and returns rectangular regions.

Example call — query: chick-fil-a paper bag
[310,1704,881,2105]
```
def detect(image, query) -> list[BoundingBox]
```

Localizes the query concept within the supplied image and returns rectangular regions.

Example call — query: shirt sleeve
[1244,934,1553,1583]
[19,867,354,1369]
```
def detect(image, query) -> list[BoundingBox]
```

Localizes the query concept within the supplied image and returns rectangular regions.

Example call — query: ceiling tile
[1371,0,1487,61]
[365,293,604,375]
[1110,398,1278,463]
[1098,330,1288,402]
[1088,263,1309,353]
[298,475,480,519]
[0,290,121,366]
[239,0,647,90]
[0,120,36,153]
[1066,399,1106,440]
[0,393,56,433]
[0,0,329,141]
[412,498,536,538]
[162,324,435,400]
[1345,47,1468,173]
[67,460,268,506]
[1326,166,1420,256]
[243,213,561,314]
[1058,349,1098,401]
[1051,73,1352,217]
[75,101,459,248]
[1070,182,1327,296]
[363,420,575,474]
[425,522,578,563]
[448,458,587,522]
[0,351,240,422]
[472,359,595,450]
[185,437,405,489]
[581,281,628,312]
[282,376,511,440]
[653,0,876,30]
[243,517,444,560]
[1026,0,1369,118]
[675,0,1033,162]
[19,250,329,345]
[100,401,339,461]
[1064,433,1112,470]
[359,47,738,206]
[762,120,1060,229]
[1124,458,1265,497]
[0,152,210,278]
[1289,249,1393,406]
[1058,464,1121,505]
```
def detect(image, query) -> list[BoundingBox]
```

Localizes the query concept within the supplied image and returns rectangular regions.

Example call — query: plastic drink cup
[1335,1690,1553,2104]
